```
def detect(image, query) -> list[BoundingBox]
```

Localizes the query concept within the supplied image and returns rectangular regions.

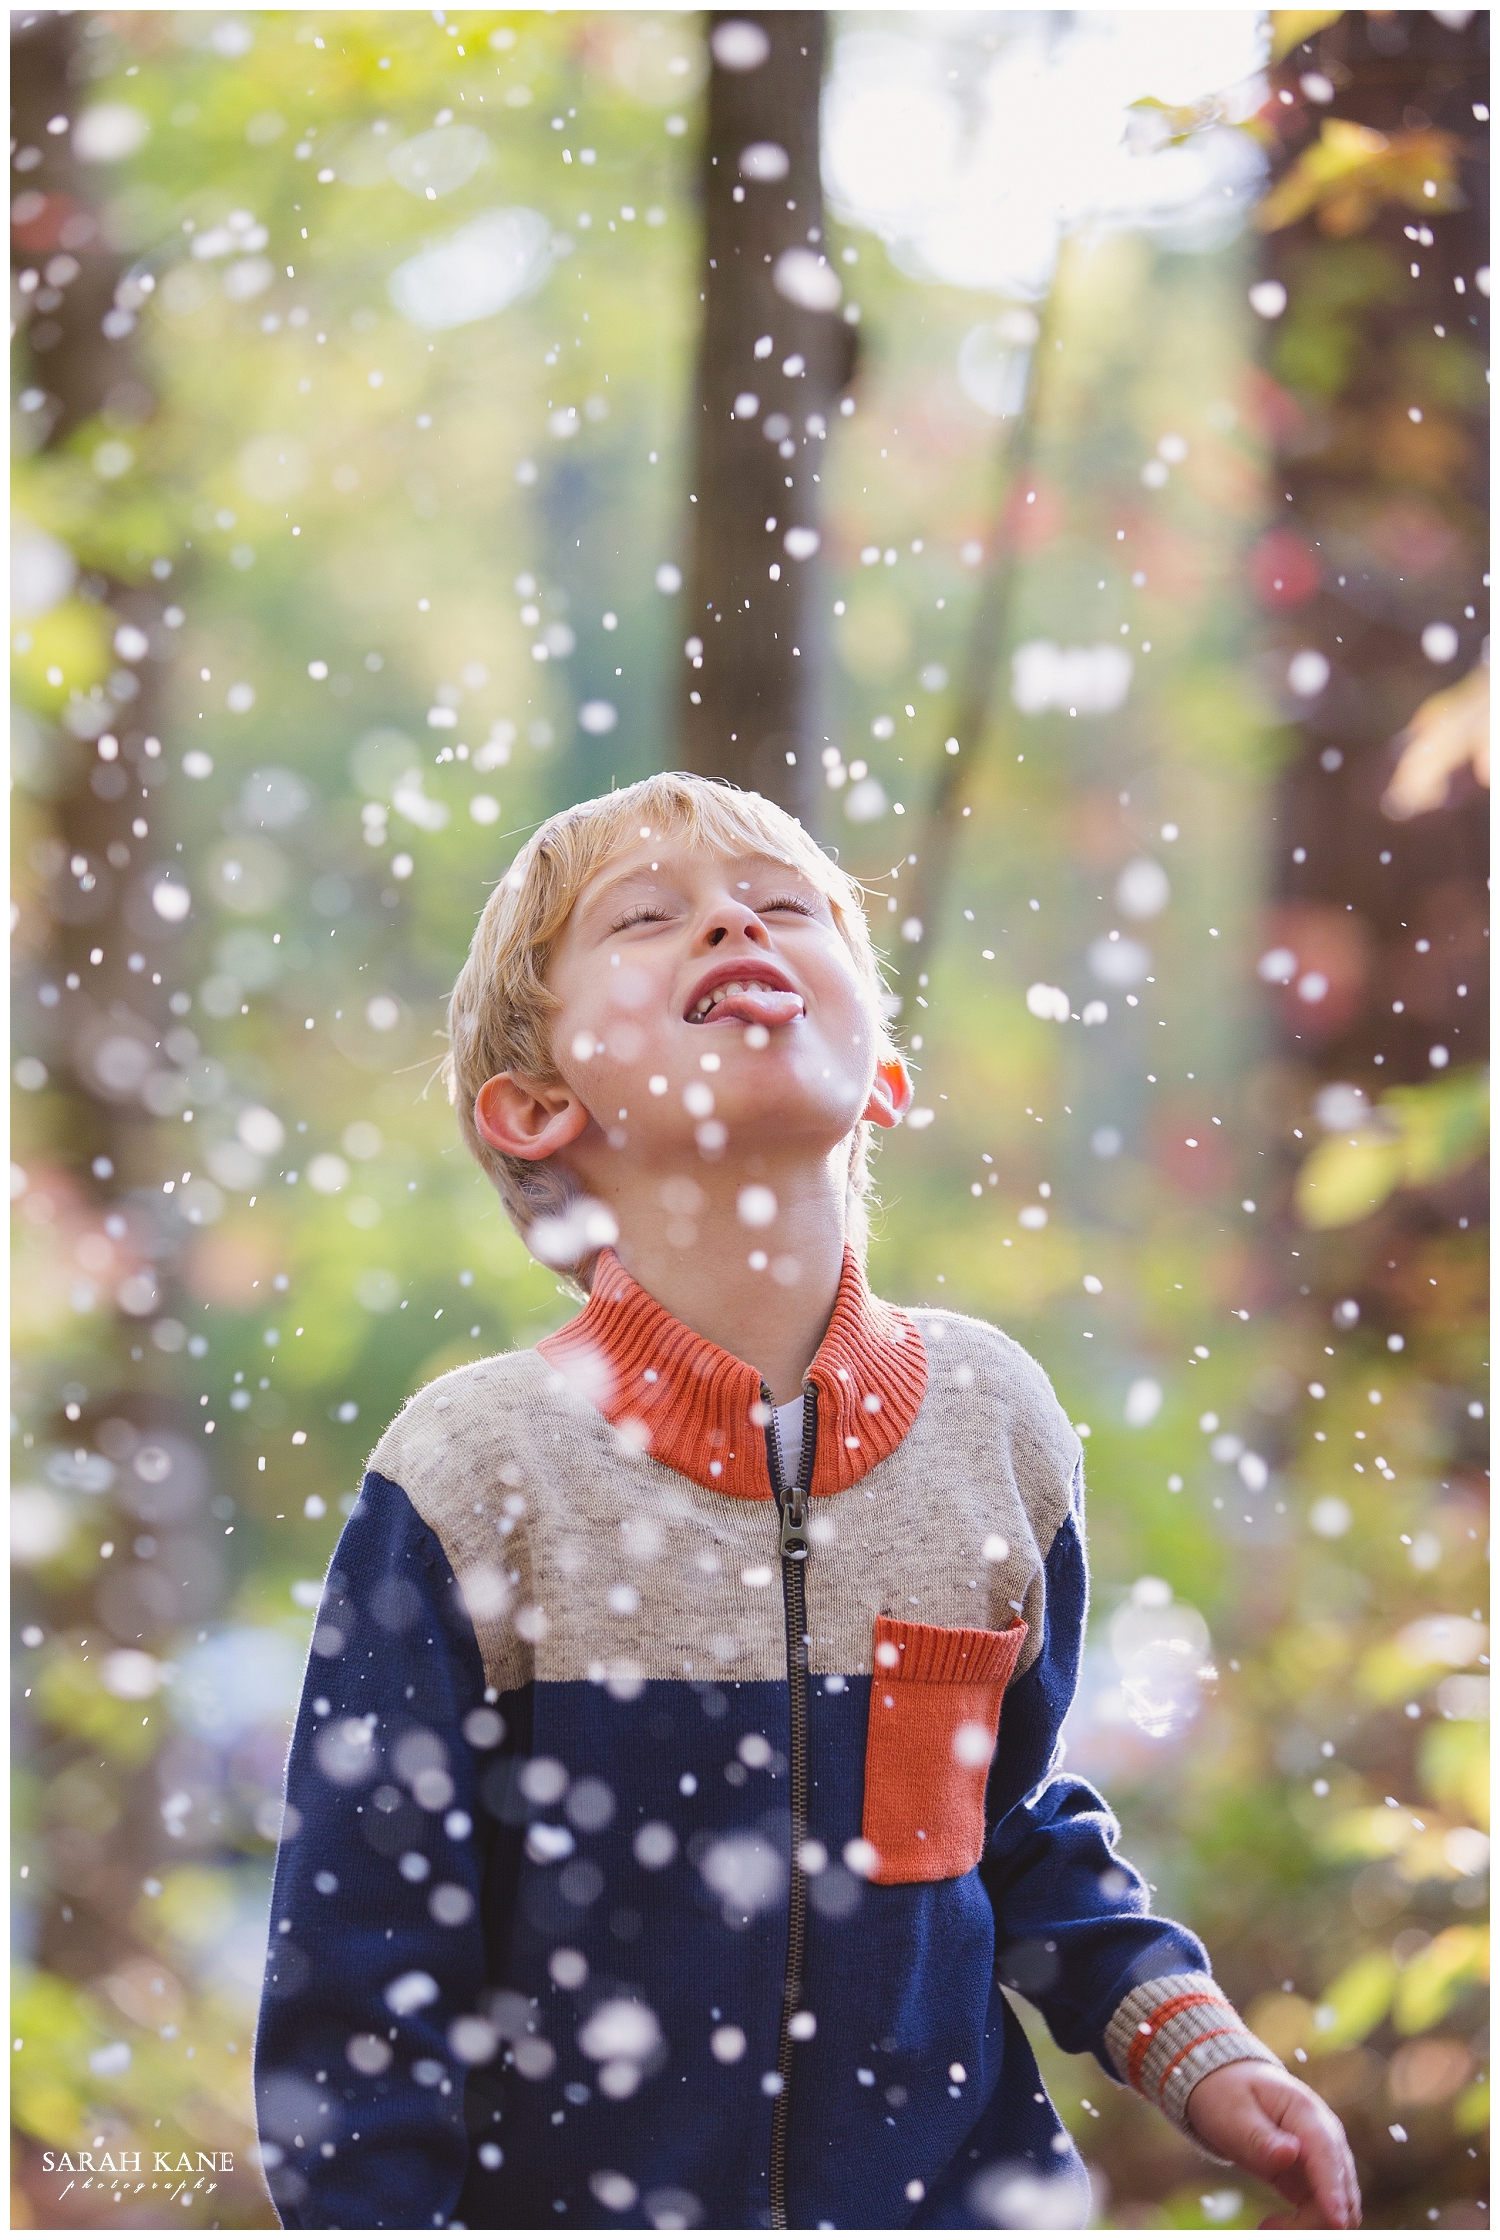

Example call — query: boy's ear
[474,1072,590,1162]
[863,1055,914,1130]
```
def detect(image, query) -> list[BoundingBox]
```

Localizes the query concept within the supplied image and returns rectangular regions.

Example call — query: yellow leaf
[9,597,113,715]
[1382,664,1490,819]
[1294,1131,1403,1228]
[1391,1827,1466,1887]
[1393,1925,1488,2035]
[1245,1990,1318,2059]
[1455,2074,1489,2133]
[1382,1070,1490,1190]
[1269,10,1344,64]
[1356,1636,1452,1708]
[33,1653,162,1766]
[1296,1070,1488,1230]
[148,1863,243,1956]
[1311,1949,1395,2048]
[1258,121,1463,237]
[1419,1721,1490,1831]
[13,2076,83,2142]
[1314,1802,1413,1865]
[1258,120,1389,231]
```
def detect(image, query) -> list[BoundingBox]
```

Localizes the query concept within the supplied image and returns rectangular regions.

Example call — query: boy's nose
[705,910,770,948]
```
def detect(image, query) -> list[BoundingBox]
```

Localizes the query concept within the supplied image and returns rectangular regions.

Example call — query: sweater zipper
[763,1379,815,2233]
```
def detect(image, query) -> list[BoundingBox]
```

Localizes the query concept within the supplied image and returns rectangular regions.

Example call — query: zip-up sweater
[255,1248,1278,2230]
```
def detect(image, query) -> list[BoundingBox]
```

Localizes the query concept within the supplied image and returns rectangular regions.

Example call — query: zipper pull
[781,1378,815,1559]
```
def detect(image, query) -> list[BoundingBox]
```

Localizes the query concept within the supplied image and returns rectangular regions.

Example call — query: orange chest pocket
[860,1614,1028,1886]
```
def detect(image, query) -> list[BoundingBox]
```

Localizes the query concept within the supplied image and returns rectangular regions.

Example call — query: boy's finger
[1261,2203,1343,2232]
[1286,2108,1358,2227]
[1239,2120,1305,2181]
[1266,2118,1359,2229]
[1323,2132,1361,2228]
[1270,2156,1353,2230]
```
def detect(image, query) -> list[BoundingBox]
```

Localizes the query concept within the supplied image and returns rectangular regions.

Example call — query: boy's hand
[1185,2061,1361,2229]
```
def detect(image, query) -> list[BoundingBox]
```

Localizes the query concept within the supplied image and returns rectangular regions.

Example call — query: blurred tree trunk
[14,7,173,1085]
[13,9,186,1988]
[681,11,855,820]
[1258,8,1489,1105]
[1245,15,1488,2224]
[12,13,128,437]
[905,282,1056,949]
[1253,13,1495,1155]
[902,418,1037,948]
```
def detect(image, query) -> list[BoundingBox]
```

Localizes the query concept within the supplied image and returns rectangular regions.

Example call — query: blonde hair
[444,772,898,1278]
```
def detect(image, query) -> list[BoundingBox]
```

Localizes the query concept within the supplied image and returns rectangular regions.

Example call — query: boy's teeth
[693,979,777,1018]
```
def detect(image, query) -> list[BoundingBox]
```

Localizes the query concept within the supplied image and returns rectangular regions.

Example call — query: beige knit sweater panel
[366,1305,1081,1699]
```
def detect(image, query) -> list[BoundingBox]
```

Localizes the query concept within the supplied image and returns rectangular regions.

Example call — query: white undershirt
[774,1394,807,1479]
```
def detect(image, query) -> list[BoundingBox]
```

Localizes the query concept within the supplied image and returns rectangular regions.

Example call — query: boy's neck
[589,1154,850,1405]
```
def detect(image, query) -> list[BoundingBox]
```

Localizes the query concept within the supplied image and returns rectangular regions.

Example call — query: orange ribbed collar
[536,1245,927,1500]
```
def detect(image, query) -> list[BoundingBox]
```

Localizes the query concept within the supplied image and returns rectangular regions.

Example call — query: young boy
[255,773,1359,2232]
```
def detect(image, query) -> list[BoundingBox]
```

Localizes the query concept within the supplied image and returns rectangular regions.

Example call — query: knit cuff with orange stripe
[1104,1972,1284,2138]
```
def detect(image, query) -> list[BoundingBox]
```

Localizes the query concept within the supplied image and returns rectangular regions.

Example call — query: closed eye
[759,895,817,917]
[610,905,673,932]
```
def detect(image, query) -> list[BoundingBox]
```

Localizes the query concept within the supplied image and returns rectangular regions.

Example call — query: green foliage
[1312,1949,1397,2048]
[10,11,1487,2229]
[12,1961,271,2226]
[1418,1720,1489,1829]
[1295,1068,1487,1228]
[1392,1928,1489,2036]
[1271,240,1402,398]
[33,1650,164,1768]
[16,425,177,587]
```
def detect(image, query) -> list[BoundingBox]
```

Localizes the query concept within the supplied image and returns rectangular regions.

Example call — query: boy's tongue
[705,986,804,1028]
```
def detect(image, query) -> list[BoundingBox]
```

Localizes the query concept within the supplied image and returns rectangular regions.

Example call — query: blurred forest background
[10,8,1488,2230]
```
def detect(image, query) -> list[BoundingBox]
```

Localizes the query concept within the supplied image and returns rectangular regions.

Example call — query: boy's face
[534,834,898,1175]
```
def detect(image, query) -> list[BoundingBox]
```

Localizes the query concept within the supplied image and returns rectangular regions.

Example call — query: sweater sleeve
[980,1462,1281,2138]
[253,1469,520,2229]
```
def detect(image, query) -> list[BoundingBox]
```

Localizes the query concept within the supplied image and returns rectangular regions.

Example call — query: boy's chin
[603,1095,865,1164]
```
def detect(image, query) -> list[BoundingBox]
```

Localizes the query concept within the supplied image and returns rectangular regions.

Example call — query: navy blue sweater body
[255,1310,1256,2230]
